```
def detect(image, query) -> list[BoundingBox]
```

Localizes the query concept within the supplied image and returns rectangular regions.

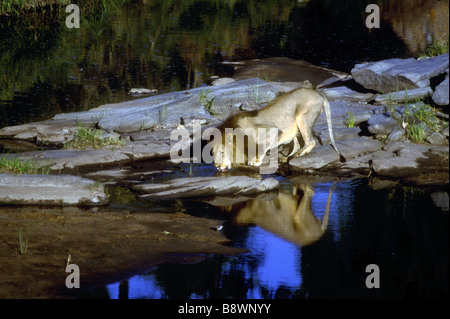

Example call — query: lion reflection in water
[231,183,336,247]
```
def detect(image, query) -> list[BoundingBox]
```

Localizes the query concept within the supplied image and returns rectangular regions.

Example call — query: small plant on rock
[64,124,124,150]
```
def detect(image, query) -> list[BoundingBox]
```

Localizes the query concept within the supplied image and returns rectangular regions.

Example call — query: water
[1,0,448,129]
[78,179,449,299]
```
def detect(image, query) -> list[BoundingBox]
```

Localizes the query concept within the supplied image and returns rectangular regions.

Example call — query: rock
[351,54,449,93]
[321,85,375,102]
[288,137,382,171]
[0,120,81,147]
[231,57,350,86]
[126,141,176,161]
[212,77,235,86]
[432,73,449,106]
[0,136,178,172]
[129,88,157,95]
[386,127,405,142]
[84,168,132,181]
[338,150,385,174]
[320,78,376,102]
[268,80,313,92]
[426,132,446,145]
[349,111,373,126]
[51,78,276,132]
[367,113,400,135]
[430,192,449,211]
[133,176,280,200]
[205,81,276,119]
[98,94,211,132]
[0,173,109,206]
[375,87,433,103]
[180,115,212,127]
[1,149,131,171]
[382,141,430,155]
[304,101,384,141]
[315,126,361,145]
[441,126,449,138]
[370,142,430,178]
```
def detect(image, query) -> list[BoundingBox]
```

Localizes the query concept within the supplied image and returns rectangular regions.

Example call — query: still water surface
[79,178,448,299]
[1,0,448,128]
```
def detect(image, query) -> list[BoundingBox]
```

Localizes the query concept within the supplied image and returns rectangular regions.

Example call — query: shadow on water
[77,178,449,299]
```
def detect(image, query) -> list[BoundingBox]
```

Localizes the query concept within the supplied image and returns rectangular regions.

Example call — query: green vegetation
[0,0,127,16]
[0,0,58,15]
[0,156,50,174]
[420,38,449,58]
[402,102,447,143]
[18,228,30,255]
[63,125,124,150]
[199,89,216,115]
[387,92,448,144]
[344,111,355,128]
[88,180,110,198]
[406,122,427,144]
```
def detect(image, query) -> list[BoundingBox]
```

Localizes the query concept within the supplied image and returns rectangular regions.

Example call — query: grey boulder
[432,73,449,106]
[351,54,449,93]
[0,173,109,206]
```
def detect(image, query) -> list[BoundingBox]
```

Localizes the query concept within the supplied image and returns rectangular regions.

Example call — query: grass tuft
[64,125,124,150]
[420,38,449,58]
[18,228,30,255]
[0,157,50,174]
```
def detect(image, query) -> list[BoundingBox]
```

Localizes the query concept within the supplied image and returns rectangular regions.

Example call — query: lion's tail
[319,92,346,163]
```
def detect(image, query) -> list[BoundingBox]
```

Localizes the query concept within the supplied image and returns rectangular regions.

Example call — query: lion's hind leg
[294,116,316,158]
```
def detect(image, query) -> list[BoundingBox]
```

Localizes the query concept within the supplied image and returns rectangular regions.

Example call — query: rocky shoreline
[0,55,448,205]
[0,55,448,298]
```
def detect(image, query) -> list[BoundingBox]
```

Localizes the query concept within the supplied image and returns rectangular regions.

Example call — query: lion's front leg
[248,127,279,166]
[247,155,262,167]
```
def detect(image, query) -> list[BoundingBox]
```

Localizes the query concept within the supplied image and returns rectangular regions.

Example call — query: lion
[211,87,346,172]
[233,182,337,246]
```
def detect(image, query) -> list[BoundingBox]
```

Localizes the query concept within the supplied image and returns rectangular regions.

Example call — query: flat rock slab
[0,137,177,172]
[288,137,382,172]
[320,78,376,102]
[133,176,280,200]
[231,57,350,86]
[375,87,433,103]
[0,173,109,206]
[0,120,82,147]
[52,78,277,131]
[367,113,400,135]
[351,54,449,92]
[370,142,449,179]
[1,149,132,172]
